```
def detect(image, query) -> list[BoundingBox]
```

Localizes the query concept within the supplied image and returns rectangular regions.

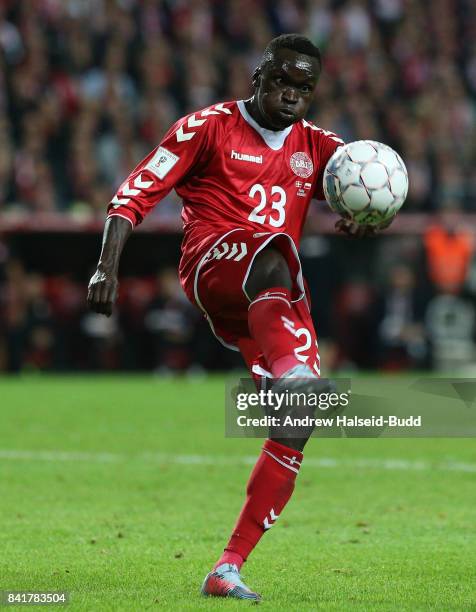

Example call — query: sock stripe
[263,449,300,474]
[283,454,302,467]
[249,295,291,310]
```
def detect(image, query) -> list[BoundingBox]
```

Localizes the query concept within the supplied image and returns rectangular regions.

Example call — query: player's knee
[245,247,292,300]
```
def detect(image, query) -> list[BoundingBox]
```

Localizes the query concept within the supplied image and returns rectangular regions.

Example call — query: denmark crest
[290,152,313,178]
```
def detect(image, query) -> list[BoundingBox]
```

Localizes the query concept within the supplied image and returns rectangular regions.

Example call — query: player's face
[254,49,319,130]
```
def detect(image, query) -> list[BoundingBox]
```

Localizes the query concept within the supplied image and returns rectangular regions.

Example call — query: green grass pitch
[0,375,475,611]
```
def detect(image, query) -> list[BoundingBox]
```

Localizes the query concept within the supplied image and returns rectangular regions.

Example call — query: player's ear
[251,67,261,89]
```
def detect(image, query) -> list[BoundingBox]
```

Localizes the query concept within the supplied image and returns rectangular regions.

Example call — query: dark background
[1,0,475,374]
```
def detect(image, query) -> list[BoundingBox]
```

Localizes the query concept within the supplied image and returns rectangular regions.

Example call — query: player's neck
[244,97,282,132]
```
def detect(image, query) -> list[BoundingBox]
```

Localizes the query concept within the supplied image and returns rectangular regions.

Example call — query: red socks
[214,288,308,570]
[248,287,301,377]
[214,439,303,569]
[213,550,244,570]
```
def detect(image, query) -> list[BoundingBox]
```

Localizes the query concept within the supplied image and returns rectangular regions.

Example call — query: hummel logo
[231,150,263,164]
[263,508,279,530]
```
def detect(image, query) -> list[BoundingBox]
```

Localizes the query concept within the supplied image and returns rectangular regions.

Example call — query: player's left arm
[88,108,220,316]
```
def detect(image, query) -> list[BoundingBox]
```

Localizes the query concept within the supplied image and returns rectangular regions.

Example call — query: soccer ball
[323,140,408,226]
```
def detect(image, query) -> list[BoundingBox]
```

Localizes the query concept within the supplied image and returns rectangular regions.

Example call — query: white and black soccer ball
[323,140,409,226]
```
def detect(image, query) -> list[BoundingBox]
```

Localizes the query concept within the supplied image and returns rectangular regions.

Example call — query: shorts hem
[241,232,305,303]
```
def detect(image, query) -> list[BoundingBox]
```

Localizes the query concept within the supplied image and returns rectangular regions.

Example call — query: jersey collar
[237,100,293,151]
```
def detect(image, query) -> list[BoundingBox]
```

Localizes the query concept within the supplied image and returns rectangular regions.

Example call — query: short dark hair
[261,34,322,72]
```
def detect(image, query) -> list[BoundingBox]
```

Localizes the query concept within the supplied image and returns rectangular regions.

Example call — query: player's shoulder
[170,101,237,143]
[297,118,344,146]
[197,100,237,118]
[179,101,237,127]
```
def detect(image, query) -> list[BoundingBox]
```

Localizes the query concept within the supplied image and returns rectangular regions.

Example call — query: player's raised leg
[246,246,315,381]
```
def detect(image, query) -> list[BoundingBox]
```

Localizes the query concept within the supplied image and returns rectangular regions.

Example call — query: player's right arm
[87,106,219,316]
[87,216,132,316]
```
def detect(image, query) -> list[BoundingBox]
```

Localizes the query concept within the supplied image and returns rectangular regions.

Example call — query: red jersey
[107,100,343,292]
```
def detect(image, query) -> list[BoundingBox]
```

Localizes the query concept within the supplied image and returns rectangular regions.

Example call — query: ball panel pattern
[361,162,389,190]
[338,160,362,187]
[389,169,408,198]
[323,139,409,226]
[370,187,394,211]
[347,142,377,163]
[342,184,371,211]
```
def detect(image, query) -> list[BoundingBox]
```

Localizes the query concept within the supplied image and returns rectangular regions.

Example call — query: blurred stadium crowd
[1,0,476,374]
[0,0,475,215]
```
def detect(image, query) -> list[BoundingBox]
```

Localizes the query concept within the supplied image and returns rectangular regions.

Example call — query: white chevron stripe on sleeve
[174,103,234,142]
[176,124,195,142]
[214,103,232,114]
[111,195,130,207]
[122,183,140,197]
[187,114,207,128]
[134,174,153,189]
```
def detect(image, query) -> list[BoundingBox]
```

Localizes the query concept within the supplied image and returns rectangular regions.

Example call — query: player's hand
[335,218,377,238]
[335,216,394,238]
[87,267,118,317]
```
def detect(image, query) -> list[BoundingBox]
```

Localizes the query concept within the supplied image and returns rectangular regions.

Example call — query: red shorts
[182,228,320,382]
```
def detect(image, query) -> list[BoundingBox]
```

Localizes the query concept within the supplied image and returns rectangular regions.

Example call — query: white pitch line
[0,449,475,473]
[0,449,121,463]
